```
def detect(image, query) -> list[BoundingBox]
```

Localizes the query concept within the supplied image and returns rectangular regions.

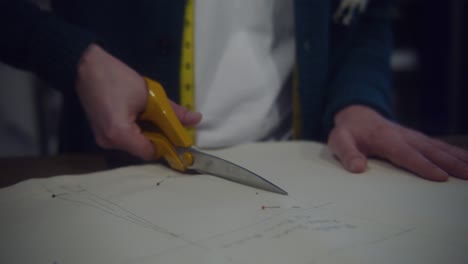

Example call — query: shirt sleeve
[0,0,96,93]
[322,0,394,136]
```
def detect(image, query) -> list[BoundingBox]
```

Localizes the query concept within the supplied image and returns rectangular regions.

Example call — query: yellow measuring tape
[180,0,301,143]
[180,0,196,142]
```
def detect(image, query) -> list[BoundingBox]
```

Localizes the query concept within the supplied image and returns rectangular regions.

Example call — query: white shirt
[194,0,295,148]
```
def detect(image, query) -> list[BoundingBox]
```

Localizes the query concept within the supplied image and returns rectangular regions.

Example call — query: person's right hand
[75,44,202,160]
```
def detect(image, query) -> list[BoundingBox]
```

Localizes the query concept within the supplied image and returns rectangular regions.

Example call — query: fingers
[328,128,367,173]
[330,105,467,182]
[169,101,202,126]
[93,101,202,161]
[95,123,155,161]
[429,138,468,163]
[373,137,449,182]
[118,125,155,161]
[409,139,468,180]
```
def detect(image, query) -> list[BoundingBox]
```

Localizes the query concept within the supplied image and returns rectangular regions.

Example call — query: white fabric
[194,0,295,148]
[2,142,468,263]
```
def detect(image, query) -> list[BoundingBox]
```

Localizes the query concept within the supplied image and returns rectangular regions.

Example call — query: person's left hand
[327,105,468,181]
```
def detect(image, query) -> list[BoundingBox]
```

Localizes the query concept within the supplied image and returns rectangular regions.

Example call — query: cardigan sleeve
[0,0,96,93]
[322,0,394,137]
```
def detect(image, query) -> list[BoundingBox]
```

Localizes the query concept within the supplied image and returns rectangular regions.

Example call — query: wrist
[334,105,380,125]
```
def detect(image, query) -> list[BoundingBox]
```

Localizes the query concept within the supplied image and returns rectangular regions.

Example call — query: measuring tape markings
[180,0,196,142]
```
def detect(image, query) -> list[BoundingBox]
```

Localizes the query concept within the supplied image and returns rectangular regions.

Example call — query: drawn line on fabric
[155,175,176,187]
[328,227,415,255]
[55,194,177,236]
[195,204,332,244]
[202,200,411,251]
[54,184,210,247]
[41,183,180,238]
[217,209,361,249]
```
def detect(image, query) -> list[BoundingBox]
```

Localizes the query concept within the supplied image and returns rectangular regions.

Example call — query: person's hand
[75,44,202,160]
[327,105,468,181]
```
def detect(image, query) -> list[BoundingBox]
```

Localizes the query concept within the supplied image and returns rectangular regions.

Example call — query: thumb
[115,124,155,161]
[328,128,368,173]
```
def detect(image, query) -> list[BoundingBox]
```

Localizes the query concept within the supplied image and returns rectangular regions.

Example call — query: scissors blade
[183,147,287,195]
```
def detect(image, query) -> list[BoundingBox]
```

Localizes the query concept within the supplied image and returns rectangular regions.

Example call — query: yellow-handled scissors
[139,77,287,195]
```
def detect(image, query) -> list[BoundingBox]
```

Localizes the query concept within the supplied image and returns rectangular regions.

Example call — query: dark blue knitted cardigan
[0,0,393,152]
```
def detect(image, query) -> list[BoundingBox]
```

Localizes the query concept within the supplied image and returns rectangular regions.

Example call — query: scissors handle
[140,77,193,148]
[142,131,193,171]
[140,77,194,171]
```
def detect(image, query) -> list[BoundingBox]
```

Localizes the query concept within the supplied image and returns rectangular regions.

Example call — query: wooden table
[0,152,145,188]
[0,154,105,188]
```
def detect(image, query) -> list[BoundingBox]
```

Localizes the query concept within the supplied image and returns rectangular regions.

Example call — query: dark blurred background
[392,0,467,135]
[0,0,467,157]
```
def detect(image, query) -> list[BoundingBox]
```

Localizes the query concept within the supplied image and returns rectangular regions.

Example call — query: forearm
[0,0,96,93]
[323,0,394,135]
